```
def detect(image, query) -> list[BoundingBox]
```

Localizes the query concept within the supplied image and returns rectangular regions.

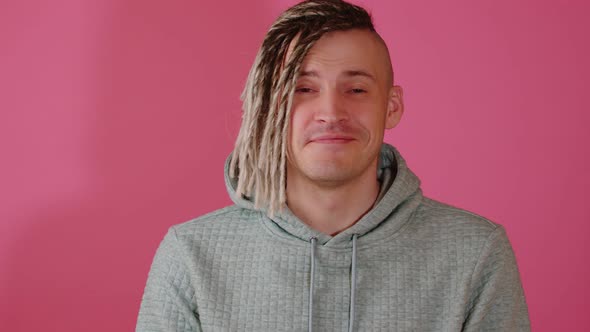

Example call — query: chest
[189,241,472,331]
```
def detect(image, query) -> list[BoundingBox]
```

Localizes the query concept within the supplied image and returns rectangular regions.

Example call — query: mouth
[309,135,355,144]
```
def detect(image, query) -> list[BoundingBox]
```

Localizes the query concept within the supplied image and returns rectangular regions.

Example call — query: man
[137,0,530,331]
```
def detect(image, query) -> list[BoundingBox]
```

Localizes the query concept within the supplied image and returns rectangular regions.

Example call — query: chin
[302,162,358,182]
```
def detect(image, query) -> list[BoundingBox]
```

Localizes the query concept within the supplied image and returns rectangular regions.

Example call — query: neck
[286,164,380,236]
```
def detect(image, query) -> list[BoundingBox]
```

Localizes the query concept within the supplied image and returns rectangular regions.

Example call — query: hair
[229,0,386,217]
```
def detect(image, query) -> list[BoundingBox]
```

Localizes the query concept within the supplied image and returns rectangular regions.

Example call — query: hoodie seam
[259,216,336,249]
[421,199,497,229]
[462,226,504,322]
[258,200,422,252]
[355,195,423,248]
[174,205,243,230]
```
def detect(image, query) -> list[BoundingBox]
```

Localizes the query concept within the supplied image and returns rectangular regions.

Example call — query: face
[286,29,404,187]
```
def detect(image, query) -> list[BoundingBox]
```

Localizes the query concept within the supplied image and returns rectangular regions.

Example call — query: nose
[314,89,349,123]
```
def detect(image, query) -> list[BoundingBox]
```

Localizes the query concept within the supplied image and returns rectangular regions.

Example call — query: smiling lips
[309,135,355,144]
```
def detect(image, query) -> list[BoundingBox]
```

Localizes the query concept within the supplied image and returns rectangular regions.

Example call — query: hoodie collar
[224,143,423,248]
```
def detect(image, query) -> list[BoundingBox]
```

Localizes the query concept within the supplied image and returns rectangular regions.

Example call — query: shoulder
[415,196,499,232]
[405,196,508,250]
[168,205,264,245]
[401,196,517,274]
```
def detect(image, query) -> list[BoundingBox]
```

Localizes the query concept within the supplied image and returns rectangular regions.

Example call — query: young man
[137,1,530,331]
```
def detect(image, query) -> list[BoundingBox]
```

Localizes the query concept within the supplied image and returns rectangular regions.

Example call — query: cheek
[353,106,388,140]
[353,103,384,125]
[288,106,311,144]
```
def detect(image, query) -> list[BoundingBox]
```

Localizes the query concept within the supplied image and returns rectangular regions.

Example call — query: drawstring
[308,234,359,332]
[349,234,358,332]
[309,237,317,332]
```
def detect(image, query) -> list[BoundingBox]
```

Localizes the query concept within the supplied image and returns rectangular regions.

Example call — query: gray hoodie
[136,143,530,331]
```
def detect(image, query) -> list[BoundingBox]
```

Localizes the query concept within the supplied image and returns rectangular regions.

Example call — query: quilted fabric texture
[136,144,530,331]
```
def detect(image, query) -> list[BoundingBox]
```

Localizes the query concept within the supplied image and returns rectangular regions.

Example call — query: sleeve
[136,227,202,332]
[462,226,531,332]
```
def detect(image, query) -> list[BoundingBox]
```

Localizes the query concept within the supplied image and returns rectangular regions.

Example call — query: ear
[385,85,404,129]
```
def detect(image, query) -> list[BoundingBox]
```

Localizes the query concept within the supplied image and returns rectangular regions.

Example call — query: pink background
[1,0,588,330]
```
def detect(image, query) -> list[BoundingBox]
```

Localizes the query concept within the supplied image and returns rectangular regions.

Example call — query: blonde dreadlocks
[229,0,380,217]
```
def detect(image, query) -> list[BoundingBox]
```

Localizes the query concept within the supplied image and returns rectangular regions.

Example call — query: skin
[285,29,404,236]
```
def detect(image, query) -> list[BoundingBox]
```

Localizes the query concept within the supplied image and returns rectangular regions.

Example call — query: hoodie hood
[224,142,423,248]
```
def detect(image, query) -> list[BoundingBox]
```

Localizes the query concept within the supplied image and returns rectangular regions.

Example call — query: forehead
[297,29,388,83]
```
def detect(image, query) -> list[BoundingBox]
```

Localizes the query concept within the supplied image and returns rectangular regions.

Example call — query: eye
[350,88,367,94]
[295,87,314,93]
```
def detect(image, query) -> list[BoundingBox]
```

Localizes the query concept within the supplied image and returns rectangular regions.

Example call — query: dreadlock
[229,0,378,217]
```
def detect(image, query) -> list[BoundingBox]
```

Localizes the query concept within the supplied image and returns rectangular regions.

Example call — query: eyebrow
[343,70,376,82]
[299,69,377,82]
[299,70,319,78]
